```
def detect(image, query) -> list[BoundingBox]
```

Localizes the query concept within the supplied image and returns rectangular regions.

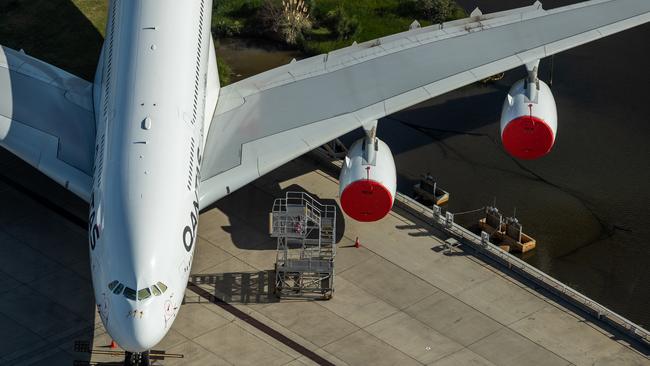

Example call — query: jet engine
[339,137,396,222]
[500,74,558,160]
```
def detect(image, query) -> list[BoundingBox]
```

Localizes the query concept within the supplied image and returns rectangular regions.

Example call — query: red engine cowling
[500,79,558,159]
[339,138,397,222]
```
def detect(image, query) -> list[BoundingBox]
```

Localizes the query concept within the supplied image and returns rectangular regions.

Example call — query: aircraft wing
[199,0,650,209]
[0,46,95,202]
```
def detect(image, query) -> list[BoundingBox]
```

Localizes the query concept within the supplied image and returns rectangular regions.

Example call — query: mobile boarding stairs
[270,192,337,299]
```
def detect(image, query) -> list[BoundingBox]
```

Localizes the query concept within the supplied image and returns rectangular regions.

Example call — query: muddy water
[440,0,650,329]
[215,5,650,329]
[216,38,301,83]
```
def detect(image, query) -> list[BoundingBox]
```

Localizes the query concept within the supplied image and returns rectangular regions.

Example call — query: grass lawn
[70,0,108,36]
[0,0,107,80]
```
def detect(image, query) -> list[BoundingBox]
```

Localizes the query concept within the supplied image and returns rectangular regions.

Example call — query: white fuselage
[89,0,217,352]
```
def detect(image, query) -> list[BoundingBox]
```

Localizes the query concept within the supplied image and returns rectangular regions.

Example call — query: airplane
[1,0,649,364]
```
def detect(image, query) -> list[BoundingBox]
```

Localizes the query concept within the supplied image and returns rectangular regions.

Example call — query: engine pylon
[500,60,558,160]
[339,122,396,222]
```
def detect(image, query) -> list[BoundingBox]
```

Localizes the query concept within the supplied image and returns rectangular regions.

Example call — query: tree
[260,0,312,45]
[414,0,454,24]
[324,6,360,40]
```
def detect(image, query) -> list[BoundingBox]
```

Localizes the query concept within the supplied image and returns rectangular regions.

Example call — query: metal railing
[271,192,336,242]
[396,193,650,349]
[311,146,650,351]
[272,191,337,299]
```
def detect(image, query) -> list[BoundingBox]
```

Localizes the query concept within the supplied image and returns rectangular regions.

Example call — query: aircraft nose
[120,318,165,352]
[108,303,167,352]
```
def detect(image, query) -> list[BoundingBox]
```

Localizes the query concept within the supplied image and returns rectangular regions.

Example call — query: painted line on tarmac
[186,282,335,366]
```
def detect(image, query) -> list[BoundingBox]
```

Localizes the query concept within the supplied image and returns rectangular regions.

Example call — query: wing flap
[0,115,92,199]
[0,46,95,201]
[200,0,650,209]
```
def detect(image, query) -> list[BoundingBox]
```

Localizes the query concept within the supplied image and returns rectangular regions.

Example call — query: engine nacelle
[339,138,396,222]
[500,78,558,159]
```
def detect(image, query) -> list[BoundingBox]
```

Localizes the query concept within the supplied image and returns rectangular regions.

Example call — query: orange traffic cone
[354,237,360,248]
[110,340,118,349]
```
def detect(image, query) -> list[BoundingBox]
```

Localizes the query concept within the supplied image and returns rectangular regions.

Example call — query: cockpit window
[123,287,136,301]
[156,282,168,293]
[110,281,166,300]
[108,280,119,291]
[137,288,152,300]
[151,285,161,296]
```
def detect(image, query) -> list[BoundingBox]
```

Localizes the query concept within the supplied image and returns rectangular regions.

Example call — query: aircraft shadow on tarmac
[197,165,346,304]
[208,163,347,251]
[0,145,96,362]
[0,1,103,364]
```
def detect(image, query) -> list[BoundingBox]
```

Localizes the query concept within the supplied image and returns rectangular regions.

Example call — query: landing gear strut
[124,351,151,366]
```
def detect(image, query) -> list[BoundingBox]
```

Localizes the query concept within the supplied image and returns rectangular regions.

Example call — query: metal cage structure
[270,192,337,299]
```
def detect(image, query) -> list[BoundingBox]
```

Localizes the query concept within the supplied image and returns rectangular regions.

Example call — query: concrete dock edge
[310,147,650,355]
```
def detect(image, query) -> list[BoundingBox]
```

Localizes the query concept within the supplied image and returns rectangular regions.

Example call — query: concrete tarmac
[0,147,647,365]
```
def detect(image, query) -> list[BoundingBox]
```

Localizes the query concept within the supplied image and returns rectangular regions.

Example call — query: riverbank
[213,0,466,84]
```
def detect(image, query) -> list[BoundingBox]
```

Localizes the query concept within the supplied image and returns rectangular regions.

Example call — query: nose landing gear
[124,351,150,366]
[73,340,184,364]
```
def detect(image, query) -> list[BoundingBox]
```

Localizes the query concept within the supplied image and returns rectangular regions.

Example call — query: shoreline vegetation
[214,0,466,84]
[0,0,464,85]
